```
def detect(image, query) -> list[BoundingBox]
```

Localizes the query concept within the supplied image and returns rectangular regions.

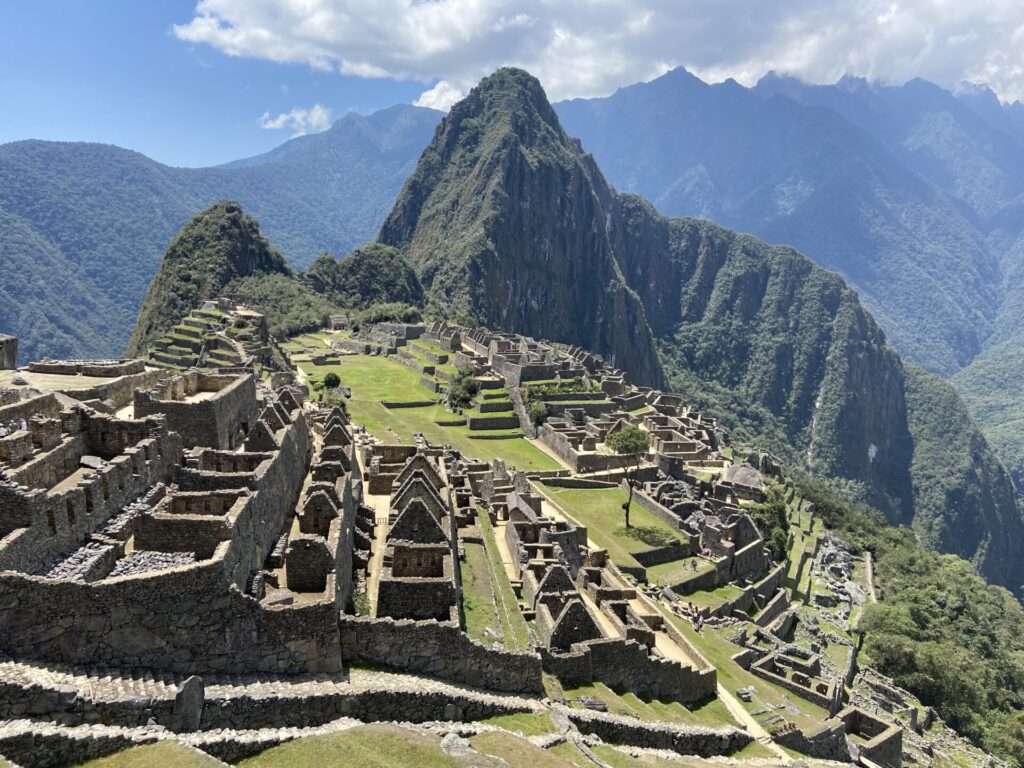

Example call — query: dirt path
[365,492,391,617]
[864,551,878,604]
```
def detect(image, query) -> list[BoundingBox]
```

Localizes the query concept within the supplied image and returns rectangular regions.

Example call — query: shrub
[528,400,548,426]
[324,371,341,389]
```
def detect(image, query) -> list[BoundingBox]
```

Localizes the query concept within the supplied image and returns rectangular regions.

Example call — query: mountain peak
[127,201,289,355]
[377,68,665,386]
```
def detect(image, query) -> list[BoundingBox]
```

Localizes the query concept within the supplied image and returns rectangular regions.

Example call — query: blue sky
[0,2,424,166]
[4,1,1023,167]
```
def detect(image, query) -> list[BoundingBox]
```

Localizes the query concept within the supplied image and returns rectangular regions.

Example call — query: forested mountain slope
[376,68,1024,592]
[555,67,1024,504]
[0,104,439,362]
[555,68,999,377]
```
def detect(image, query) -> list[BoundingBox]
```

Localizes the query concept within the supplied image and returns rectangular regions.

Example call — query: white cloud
[174,1,1024,104]
[413,80,464,110]
[258,103,332,136]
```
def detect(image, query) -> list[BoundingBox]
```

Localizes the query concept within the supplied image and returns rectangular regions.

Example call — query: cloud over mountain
[174,0,1024,105]
[258,103,332,135]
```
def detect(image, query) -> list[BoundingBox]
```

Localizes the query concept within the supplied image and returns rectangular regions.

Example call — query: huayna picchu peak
[5,42,1024,768]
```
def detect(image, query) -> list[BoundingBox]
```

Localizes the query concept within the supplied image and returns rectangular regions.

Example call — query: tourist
[18,417,26,432]
[0,424,6,438]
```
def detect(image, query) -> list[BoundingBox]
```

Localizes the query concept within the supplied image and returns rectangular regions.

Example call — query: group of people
[0,418,28,438]
[681,601,705,632]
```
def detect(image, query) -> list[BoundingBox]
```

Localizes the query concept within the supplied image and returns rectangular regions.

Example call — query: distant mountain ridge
[373,68,1024,593]
[553,67,1024,499]
[0,104,440,363]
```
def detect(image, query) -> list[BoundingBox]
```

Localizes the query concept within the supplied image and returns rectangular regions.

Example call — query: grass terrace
[686,583,745,611]
[478,512,531,649]
[79,742,223,767]
[292,349,561,471]
[536,484,687,571]
[646,556,715,588]
[237,724,460,767]
[562,680,737,730]
[658,608,830,732]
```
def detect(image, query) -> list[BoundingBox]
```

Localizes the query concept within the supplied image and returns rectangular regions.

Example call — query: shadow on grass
[615,524,679,548]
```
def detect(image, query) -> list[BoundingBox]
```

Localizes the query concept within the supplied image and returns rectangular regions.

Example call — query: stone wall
[376,575,455,621]
[338,616,543,694]
[134,373,257,450]
[0,420,181,574]
[0,392,61,427]
[0,411,333,675]
[0,334,17,370]
[0,557,340,675]
[467,414,519,431]
[771,720,850,761]
[69,370,164,411]
[563,707,752,757]
[583,638,716,703]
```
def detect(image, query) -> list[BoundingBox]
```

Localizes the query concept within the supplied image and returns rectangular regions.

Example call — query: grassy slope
[537,484,686,568]
[77,741,224,767]
[298,350,560,471]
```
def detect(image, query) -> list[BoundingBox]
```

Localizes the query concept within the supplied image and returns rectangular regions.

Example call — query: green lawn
[479,512,531,650]
[562,681,736,730]
[238,724,459,768]
[479,711,557,736]
[294,352,561,471]
[536,484,687,569]
[687,583,745,611]
[646,556,714,588]
[470,732,575,768]
[461,538,503,645]
[77,741,223,767]
[658,608,829,732]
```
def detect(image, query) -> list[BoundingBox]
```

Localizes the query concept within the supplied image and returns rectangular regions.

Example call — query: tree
[323,371,341,389]
[606,424,650,528]
[528,400,548,426]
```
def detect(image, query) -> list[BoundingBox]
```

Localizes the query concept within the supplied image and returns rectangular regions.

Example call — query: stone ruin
[0,313,914,767]
[0,334,16,371]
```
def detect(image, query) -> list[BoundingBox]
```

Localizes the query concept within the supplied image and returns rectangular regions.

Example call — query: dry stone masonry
[0,308,921,766]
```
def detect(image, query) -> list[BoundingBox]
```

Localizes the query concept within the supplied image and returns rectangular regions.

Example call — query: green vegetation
[323,371,340,389]
[748,486,790,561]
[237,724,458,768]
[128,201,292,355]
[296,351,560,471]
[0,107,440,362]
[479,711,556,736]
[799,477,1024,764]
[469,732,574,768]
[460,538,503,644]
[77,741,223,767]
[478,512,531,650]
[605,425,650,529]
[226,272,336,338]
[303,243,424,310]
[445,366,480,409]
[538,484,685,570]
[953,335,1024,492]
[527,399,548,426]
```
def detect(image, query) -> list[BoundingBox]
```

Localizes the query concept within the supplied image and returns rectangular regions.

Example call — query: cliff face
[375,69,1024,590]
[378,68,665,387]
[128,201,290,355]
[609,196,915,522]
